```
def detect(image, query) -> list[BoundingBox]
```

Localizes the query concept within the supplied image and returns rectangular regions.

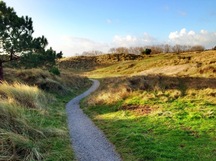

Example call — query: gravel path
[66,79,121,161]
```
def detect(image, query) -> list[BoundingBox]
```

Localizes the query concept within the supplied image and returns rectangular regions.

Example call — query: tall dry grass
[4,68,91,95]
[0,82,50,160]
[0,82,48,109]
[85,75,216,106]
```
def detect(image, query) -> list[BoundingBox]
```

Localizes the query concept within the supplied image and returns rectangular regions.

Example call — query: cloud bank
[50,28,216,57]
[168,28,216,48]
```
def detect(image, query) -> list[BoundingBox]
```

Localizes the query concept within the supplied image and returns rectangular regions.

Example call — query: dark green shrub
[49,66,60,75]
[141,48,152,55]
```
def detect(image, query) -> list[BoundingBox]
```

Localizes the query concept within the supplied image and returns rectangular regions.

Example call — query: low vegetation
[79,50,216,160]
[85,50,216,78]
[58,53,143,71]
[0,68,91,161]
[0,82,50,160]
[4,68,90,94]
[1,49,215,160]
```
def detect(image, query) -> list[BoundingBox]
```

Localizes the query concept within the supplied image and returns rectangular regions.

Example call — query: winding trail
[66,79,121,161]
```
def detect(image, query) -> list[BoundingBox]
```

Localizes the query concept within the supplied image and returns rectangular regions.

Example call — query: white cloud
[188,31,195,35]
[168,28,216,48]
[48,36,110,57]
[113,33,158,47]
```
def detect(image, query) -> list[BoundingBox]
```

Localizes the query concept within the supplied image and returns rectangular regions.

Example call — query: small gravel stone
[66,79,121,161]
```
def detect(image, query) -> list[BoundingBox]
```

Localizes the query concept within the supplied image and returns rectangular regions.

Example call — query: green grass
[24,92,76,161]
[83,93,216,160]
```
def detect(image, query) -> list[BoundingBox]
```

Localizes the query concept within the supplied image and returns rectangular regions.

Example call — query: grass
[0,82,47,109]
[0,82,50,160]
[84,50,216,78]
[1,69,91,160]
[4,68,90,95]
[1,50,215,160]
[80,50,216,160]
[82,78,216,160]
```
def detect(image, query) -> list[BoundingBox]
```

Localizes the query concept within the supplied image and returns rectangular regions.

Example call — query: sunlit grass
[83,90,216,160]
[0,81,48,109]
[4,67,91,95]
[85,50,216,78]
[82,69,216,160]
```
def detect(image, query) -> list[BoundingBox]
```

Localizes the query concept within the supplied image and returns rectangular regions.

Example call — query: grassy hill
[2,50,215,160]
[60,50,216,160]
[58,53,143,71]
[85,50,216,78]
[1,67,91,160]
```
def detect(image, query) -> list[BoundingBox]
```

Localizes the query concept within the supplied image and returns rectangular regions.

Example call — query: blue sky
[4,0,216,56]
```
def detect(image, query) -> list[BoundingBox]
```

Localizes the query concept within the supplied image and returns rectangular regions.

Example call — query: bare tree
[163,44,171,53]
[115,47,129,54]
[82,50,103,56]
[172,44,182,54]
[109,48,116,54]
[150,45,163,54]
[128,47,142,55]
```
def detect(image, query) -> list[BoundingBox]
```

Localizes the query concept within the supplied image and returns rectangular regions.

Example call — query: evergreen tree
[0,1,61,80]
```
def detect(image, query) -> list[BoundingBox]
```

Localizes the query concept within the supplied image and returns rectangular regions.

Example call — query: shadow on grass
[95,75,216,99]
[83,74,216,160]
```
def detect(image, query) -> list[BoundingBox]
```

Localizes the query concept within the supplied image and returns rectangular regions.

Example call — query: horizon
[4,0,216,57]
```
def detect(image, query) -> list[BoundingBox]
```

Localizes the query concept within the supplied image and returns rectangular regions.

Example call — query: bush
[142,48,152,55]
[49,66,60,75]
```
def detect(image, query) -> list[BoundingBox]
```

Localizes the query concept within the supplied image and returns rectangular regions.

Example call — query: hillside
[1,68,91,160]
[58,53,143,70]
[2,50,215,160]
[60,50,216,160]
[59,50,215,78]
[88,50,215,78]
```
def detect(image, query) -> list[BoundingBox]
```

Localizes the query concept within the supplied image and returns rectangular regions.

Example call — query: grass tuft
[0,81,48,109]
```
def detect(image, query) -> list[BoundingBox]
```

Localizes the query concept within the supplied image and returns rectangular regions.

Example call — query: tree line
[0,1,62,80]
[81,44,206,56]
